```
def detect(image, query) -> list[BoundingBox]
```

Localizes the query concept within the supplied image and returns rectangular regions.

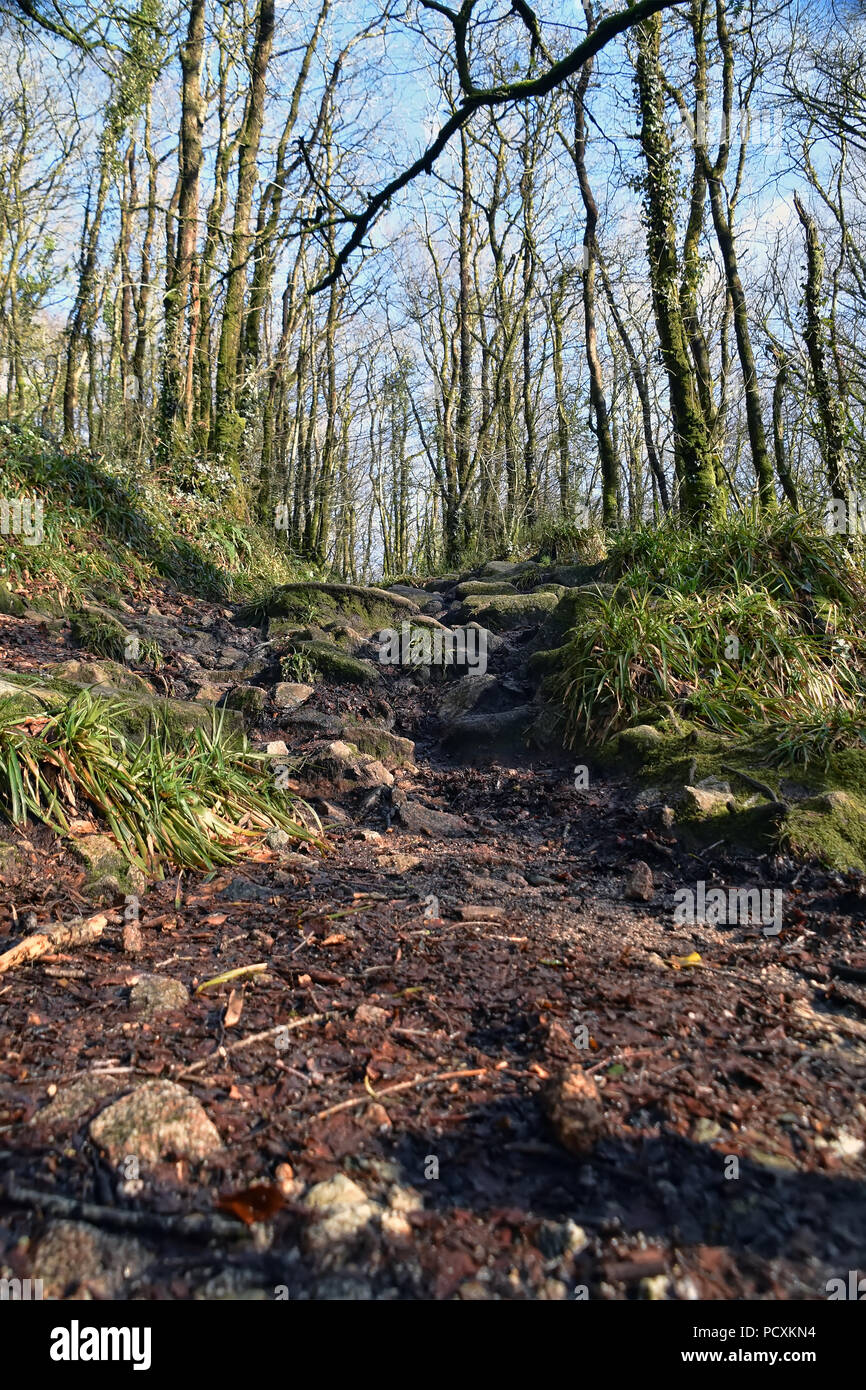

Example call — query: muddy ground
[1,591,865,1301]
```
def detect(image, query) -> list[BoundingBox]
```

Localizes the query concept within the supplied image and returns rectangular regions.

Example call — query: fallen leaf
[669,952,704,970]
[216,1183,284,1225]
[224,988,244,1028]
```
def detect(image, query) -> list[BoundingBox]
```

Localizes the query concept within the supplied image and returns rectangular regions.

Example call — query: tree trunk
[634,13,718,526]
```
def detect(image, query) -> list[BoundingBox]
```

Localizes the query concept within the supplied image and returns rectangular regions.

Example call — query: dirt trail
[0,586,865,1301]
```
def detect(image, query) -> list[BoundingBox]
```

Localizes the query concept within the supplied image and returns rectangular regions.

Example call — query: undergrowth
[551,514,866,765]
[0,689,323,871]
[0,424,320,607]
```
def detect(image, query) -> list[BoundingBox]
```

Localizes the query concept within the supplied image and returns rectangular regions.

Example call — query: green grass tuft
[0,689,323,872]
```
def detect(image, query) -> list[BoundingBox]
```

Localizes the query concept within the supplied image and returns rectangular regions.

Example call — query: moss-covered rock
[616,724,666,761]
[71,833,147,899]
[240,582,417,637]
[423,573,462,593]
[0,582,26,616]
[282,640,378,686]
[70,606,134,661]
[454,580,519,599]
[225,684,268,718]
[340,719,415,766]
[0,686,48,720]
[49,658,154,695]
[481,560,540,582]
[784,788,866,872]
[460,590,559,632]
[540,562,608,589]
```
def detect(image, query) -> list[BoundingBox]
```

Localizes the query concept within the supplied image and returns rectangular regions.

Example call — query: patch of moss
[225,684,268,718]
[0,582,26,616]
[282,640,378,686]
[70,607,132,661]
[784,787,866,871]
[0,689,47,721]
[243,583,412,636]
[341,720,415,766]
[454,580,519,599]
[460,590,559,632]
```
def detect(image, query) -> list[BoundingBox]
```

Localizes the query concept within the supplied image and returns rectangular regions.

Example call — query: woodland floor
[1,588,865,1301]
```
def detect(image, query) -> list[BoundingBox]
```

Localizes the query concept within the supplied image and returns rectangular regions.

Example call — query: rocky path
[0,569,865,1301]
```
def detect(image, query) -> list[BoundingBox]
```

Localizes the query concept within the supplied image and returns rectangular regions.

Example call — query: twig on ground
[0,1179,248,1240]
[310,1067,489,1123]
[0,912,114,975]
[176,1011,335,1077]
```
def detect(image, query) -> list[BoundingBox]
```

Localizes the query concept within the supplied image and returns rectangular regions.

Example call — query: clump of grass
[550,515,866,755]
[281,649,315,684]
[0,690,322,871]
[0,424,319,607]
[606,511,866,611]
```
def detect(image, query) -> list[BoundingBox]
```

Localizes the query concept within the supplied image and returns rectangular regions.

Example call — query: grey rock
[392,789,470,838]
[90,1080,222,1166]
[624,861,654,902]
[33,1221,149,1300]
[129,973,189,1018]
[273,681,314,710]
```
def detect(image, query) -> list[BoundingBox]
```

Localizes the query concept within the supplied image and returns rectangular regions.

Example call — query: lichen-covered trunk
[158,0,205,470]
[211,0,275,507]
[794,192,848,499]
[634,14,719,527]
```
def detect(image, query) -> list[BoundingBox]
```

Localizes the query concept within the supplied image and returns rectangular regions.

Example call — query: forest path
[0,582,864,1300]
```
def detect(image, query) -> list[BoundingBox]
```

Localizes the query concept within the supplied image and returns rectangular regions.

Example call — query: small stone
[193,682,227,703]
[457,904,506,921]
[545,1065,604,1156]
[303,1174,378,1253]
[357,828,383,843]
[691,1117,722,1144]
[265,827,290,851]
[33,1221,148,1300]
[536,1218,588,1258]
[89,1080,222,1166]
[392,791,470,838]
[265,740,289,756]
[304,1173,369,1212]
[129,974,189,1018]
[356,757,393,789]
[624,861,654,902]
[275,1163,303,1199]
[829,1130,864,1161]
[380,1209,412,1240]
[273,681,314,710]
[122,921,144,954]
[365,1103,392,1131]
[682,785,735,817]
[387,1184,423,1213]
[354,1003,389,1027]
